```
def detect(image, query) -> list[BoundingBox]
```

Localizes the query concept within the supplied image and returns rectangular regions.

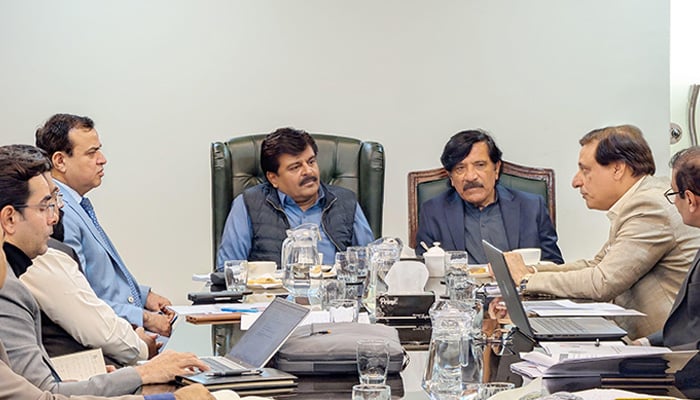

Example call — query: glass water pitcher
[361,236,403,321]
[281,223,321,298]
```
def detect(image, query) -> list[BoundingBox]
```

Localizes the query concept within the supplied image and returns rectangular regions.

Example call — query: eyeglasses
[53,192,64,208]
[13,202,59,218]
[664,188,681,204]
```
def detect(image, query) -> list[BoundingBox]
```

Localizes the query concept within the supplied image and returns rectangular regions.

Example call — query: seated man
[217,127,375,268]
[506,125,700,339]
[0,144,208,396]
[21,203,156,366]
[635,146,700,349]
[0,227,213,400]
[35,114,173,336]
[415,129,563,264]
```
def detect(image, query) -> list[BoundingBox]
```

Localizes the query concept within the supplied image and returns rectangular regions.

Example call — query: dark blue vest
[243,182,357,265]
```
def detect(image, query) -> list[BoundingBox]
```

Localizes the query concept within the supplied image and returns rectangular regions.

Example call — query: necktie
[80,197,143,307]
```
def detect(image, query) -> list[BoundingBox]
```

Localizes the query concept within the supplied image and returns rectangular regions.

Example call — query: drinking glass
[476,382,515,399]
[352,384,391,400]
[223,260,248,293]
[320,279,346,310]
[347,246,369,278]
[444,251,477,301]
[329,298,359,322]
[356,339,390,384]
[336,251,358,282]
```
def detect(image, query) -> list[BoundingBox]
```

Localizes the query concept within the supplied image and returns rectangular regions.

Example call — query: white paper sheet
[50,348,106,381]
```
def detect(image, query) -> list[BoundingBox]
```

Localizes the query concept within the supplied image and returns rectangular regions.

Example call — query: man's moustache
[300,176,318,186]
[462,182,484,191]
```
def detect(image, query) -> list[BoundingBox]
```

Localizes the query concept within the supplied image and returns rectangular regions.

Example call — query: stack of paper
[510,342,696,379]
[522,300,646,317]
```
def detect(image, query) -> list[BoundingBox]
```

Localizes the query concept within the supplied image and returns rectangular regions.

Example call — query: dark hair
[579,124,655,177]
[670,146,700,199]
[0,145,52,211]
[440,129,503,172]
[35,113,94,156]
[260,127,318,175]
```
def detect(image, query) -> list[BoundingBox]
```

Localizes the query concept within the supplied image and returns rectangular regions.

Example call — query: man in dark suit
[415,129,563,264]
[638,146,700,349]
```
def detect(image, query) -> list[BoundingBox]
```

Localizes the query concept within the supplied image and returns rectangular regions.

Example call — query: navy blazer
[415,184,563,264]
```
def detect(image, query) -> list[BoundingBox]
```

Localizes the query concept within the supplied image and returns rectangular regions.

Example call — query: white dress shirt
[20,248,148,365]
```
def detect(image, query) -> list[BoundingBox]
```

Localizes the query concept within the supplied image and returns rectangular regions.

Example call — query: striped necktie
[80,197,142,307]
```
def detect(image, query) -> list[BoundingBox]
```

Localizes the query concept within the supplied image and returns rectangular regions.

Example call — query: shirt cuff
[637,337,651,346]
[144,394,176,400]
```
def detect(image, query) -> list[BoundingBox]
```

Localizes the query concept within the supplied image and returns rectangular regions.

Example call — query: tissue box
[375,294,434,345]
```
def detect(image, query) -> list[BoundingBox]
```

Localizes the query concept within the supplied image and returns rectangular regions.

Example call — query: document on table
[522,299,645,317]
[167,302,269,316]
[50,348,106,381]
[531,341,671,366]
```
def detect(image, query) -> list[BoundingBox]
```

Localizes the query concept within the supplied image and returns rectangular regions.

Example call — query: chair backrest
[211,134,385,267]
[407,161,556,249]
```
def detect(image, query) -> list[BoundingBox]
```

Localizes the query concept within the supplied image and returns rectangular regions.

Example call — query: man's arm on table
[22,249,149,365]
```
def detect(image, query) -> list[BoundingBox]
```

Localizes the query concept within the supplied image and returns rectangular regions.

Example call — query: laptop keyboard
[532,318,586,334]
[202,357,245,373]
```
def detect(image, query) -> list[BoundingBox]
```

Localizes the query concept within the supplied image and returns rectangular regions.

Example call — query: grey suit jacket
[648,250,700,349]
[528,176,700,338]
[0,268,142,395]
[0,340,142,400]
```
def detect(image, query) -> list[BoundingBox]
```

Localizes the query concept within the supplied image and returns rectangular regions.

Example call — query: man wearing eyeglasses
[0,144,210,396]
[415,129,563,264]
[631,147,700,349]
[506,125,700,339]
[35,114,173,337]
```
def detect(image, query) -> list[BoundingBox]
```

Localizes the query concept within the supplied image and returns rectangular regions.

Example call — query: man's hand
[145,290,172,312]
[135,327,162,358]
[487,297,509,320]
[133,350,210,385]
[143,311,172,337]
[173,384,215,400]
[503,252,531,284]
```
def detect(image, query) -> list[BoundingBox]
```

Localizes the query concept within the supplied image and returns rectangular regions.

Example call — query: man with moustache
[0,144,209,396]
[217,127,375,268]
[415,129,563,264]
[506,125,700,339]
[35,114,173,336]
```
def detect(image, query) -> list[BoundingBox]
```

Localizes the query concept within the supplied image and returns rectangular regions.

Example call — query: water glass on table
[223,260,248,293]
[347,246,369,278]
[320,279,347,310]
[329,298,359,322]
[356,339,390,385]
[462,382,516,400]
[352,384,391,400]
[445,250,477,300]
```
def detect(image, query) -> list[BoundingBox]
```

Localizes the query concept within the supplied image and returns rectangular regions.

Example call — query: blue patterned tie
[80,197,142,307]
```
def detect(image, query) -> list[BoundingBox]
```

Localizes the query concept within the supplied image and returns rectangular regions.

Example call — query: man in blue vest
[35,114,174,337]
[217,127,375,269]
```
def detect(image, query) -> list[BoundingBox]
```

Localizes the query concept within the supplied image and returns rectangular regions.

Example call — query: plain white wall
[0,1,670,305]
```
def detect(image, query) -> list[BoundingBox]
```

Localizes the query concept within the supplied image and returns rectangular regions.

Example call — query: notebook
[482,240,627,341]
[178,297,310,382]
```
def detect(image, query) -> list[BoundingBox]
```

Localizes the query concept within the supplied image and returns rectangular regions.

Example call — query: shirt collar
[54,179,83,204]
[277,186,325,208]
[3,242,32,278]
[607,175,646,220]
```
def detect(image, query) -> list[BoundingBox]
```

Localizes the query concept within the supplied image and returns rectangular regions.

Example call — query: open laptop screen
[227,298,310,368]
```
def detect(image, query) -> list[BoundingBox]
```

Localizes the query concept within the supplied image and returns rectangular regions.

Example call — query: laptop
[196,297,310,374]
[482,240,627,341]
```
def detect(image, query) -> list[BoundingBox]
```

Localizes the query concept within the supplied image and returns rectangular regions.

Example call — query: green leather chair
[407,161,556,249]
[211,134,385,267]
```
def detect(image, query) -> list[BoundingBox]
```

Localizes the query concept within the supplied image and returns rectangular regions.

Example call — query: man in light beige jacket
[506,125,700,339]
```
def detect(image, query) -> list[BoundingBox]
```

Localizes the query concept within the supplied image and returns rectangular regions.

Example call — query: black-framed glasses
[13,203,59,218]
[664,188,681,204]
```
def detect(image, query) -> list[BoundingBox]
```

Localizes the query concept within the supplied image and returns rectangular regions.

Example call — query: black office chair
[407,161,556,249]
[211,134,385,268]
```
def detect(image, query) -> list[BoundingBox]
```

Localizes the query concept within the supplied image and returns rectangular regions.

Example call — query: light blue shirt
[217,187,375,270]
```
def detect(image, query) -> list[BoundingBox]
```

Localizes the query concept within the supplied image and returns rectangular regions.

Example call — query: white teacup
[246,261,277,279]
[511,248,541,266]
[423,253,445,277]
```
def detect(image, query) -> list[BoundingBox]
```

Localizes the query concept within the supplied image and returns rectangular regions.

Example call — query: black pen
[207,369,262,377]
